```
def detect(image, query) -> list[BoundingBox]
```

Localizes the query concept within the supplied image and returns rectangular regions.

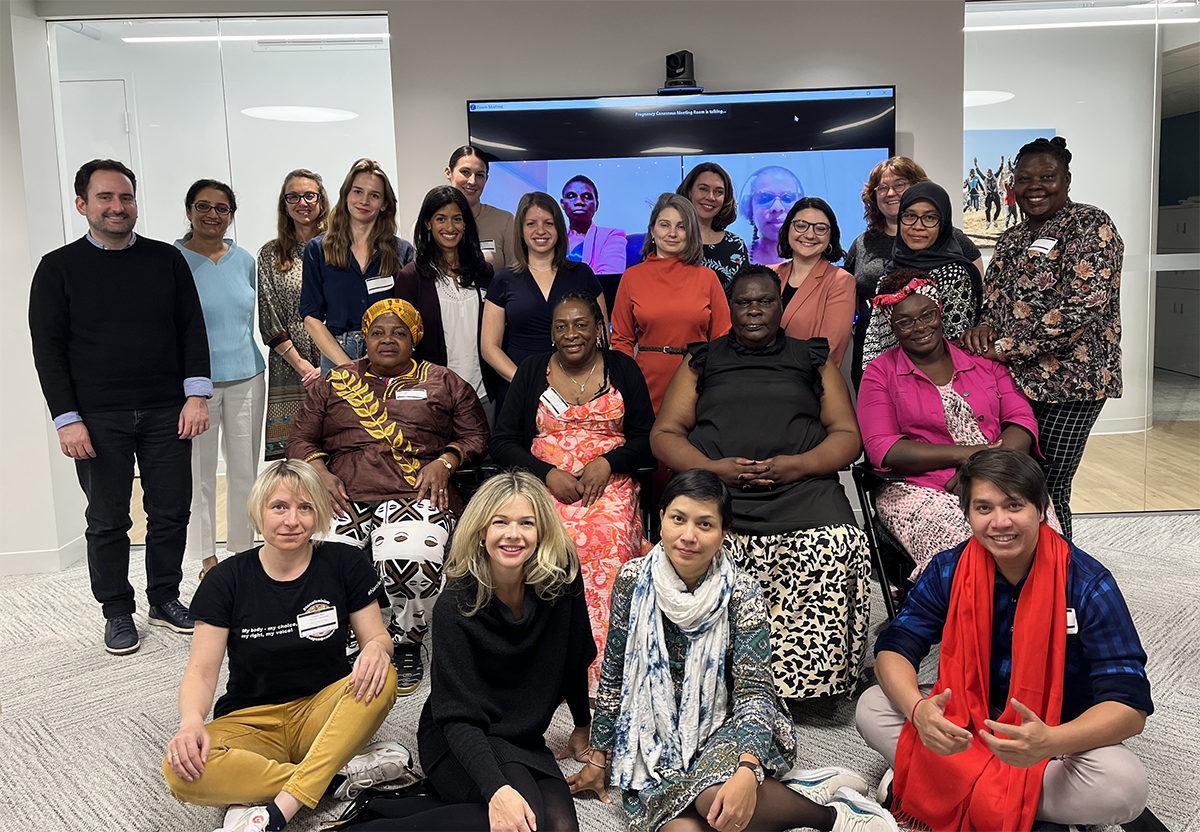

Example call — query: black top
[490,349,656,480]
[190,542,384,719]
[687,333,856,535]
[28,236,211,418]
[418,575,596,802]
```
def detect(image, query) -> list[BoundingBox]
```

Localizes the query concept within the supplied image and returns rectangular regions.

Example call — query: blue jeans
[74,405,192,618]
[320,330,367,373]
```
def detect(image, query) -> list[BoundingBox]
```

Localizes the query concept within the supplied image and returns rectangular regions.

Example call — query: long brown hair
[323,158,402,276]
[861,156,929,238]
[273,168,329,270]
[513,191,572,272]
[677,162,737,232]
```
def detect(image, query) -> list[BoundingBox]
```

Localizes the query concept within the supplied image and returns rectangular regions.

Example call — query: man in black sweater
[28,159,212,655]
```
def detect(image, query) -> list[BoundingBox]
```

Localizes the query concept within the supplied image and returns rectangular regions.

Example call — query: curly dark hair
[552,289,611,388]
[875,267,932,298]
[1014,136,1071,174]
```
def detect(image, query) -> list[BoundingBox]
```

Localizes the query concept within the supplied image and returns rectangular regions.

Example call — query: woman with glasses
[176,179,266,580]
[845,158,983,387]
[300,158,415,373]
[769,197,856,367]
[445,145,517,270]
[676,162,748,288]
[857,269,1057,579]
[611,193,730,412]
[859,182,982,374]
[257,169,328,461]
[739,165,803,266]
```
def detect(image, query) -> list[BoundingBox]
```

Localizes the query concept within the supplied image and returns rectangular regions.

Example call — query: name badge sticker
[539,386,570,417]
[365,275,395,294]
[297,604,339,641]
[1066,607,1078,635]
[1028,237,1058,256]
[480,239,497,252]
[395,389,428,401]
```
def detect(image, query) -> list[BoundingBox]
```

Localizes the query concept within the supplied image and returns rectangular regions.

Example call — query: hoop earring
[825,243,834,256]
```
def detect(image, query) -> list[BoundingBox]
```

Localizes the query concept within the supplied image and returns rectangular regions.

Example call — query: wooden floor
[128,421,1199,545]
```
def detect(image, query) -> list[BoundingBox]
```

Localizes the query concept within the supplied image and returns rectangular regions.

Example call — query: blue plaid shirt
[876,539,1153,722]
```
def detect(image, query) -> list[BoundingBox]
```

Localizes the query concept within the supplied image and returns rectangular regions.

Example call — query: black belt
[640,346,687,355]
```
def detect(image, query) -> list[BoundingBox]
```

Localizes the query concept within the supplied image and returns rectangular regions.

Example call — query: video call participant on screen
[394,186,496,423]
[740,165,803,266]
[611,193,730,412]
[300,158,415,373]
[561,175,628,275]
[844,157,982,388]
[482,191,606,415]
[857,448,1151,832]
[771,197,856,368]
[445,145,517,270]
[677,162,748,288]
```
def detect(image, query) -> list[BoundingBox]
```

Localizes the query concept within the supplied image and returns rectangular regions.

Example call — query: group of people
[25,133,1148,832]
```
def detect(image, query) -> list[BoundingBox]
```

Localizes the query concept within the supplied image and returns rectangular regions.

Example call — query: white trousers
[186,373,265,561]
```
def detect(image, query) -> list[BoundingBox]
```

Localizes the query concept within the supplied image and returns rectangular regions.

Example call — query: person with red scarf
[855,449,1151,831]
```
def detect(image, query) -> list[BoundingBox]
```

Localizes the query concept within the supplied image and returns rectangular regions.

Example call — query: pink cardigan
[857,340,1041,491]
[771,259,855,367]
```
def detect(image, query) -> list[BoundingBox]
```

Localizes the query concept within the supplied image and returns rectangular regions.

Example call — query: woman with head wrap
[857,269,1059,579]
[860,182,983,374]
[287,298,489,696]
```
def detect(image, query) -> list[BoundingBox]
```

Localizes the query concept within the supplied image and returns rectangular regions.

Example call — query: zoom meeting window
[467,88,895,270]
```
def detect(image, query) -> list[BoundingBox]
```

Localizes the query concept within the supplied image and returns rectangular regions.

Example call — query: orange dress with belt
[772,259,856,368]
[611,254,731,410]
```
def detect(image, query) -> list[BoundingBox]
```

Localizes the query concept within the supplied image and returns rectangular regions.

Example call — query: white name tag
[1066,607,1078,635]
[395,388,428,400]
[1028,237,1058,255]
[540,386,570,416]
[365,275,395,294]
[480,239,496,252]
[297,605,338,641]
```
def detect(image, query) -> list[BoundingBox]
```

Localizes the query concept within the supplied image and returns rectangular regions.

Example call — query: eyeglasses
[790,220,830,236]
[892,308,939,333]
[456,167,488,182]
[753,191,798,208]
[191,202,231,216]
[899,212,940,228]
[874,181,910,196]
[284,192,320,205]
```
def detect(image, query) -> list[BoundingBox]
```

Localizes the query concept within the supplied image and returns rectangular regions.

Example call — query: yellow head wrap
[362,298,424,346]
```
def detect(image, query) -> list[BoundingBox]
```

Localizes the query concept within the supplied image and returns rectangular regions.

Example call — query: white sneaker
[830,787,899,832]
[876,768,893,807]
[214,805,271,832]
[780,766,869,804]
[333,740,415,800]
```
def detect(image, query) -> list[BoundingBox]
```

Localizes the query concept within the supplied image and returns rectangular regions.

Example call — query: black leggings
[350,762,579,831]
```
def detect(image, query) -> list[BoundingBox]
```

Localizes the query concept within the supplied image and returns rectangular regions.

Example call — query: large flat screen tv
[466,87,895,276]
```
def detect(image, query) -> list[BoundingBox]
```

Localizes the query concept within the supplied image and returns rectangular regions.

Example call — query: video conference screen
[466,88,896,272]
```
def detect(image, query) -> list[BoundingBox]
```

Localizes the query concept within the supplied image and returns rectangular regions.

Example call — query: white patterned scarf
[610,543,734,790]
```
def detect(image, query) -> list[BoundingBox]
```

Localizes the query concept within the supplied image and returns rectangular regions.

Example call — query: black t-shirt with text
[191,542,383,718]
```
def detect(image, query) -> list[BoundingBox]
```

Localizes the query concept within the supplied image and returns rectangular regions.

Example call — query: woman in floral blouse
[960,137,1123,538]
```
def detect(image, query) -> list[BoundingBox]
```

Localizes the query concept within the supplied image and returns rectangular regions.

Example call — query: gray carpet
[1,513,1197,832]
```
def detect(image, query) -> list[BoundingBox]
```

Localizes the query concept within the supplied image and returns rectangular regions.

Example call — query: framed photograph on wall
[962,128,1054,250]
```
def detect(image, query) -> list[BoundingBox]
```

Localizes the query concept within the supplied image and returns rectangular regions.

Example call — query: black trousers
[985,192,1001,222]
[74,406,192,618]
[1029,399,1106,540]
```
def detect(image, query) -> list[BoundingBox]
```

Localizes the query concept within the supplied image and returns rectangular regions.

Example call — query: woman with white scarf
[568,469,896,832]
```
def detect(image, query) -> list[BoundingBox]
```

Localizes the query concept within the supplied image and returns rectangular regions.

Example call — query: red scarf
[892,524,1070,831]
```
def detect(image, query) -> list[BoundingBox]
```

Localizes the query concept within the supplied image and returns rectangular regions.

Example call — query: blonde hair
[246,459,333,540]
[273,168,329,270]
[323,158,402,277]
[444,470,579,616]
[641,192,703,266]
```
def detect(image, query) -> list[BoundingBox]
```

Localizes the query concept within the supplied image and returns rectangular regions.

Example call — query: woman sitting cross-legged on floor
[336,471,598,831]
[569,469,897,832]
[163,460,411,832]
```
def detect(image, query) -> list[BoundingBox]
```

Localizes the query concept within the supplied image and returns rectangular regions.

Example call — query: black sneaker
[148,599,195,634]
[104,614,141,655]
[394,643,423,695]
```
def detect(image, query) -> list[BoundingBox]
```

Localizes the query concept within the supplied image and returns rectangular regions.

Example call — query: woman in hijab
[860,182,982,372]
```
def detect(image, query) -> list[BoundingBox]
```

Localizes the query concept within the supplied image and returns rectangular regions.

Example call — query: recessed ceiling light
[964,90,1015,108]
[241,106,358,123]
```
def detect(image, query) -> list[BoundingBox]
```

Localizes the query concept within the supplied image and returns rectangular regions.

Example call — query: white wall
[7,0,966,572]
[965,25,1158,434]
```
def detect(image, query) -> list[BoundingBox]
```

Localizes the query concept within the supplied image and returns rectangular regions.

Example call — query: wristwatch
[737,760,764,784]
[438,455,453,471]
